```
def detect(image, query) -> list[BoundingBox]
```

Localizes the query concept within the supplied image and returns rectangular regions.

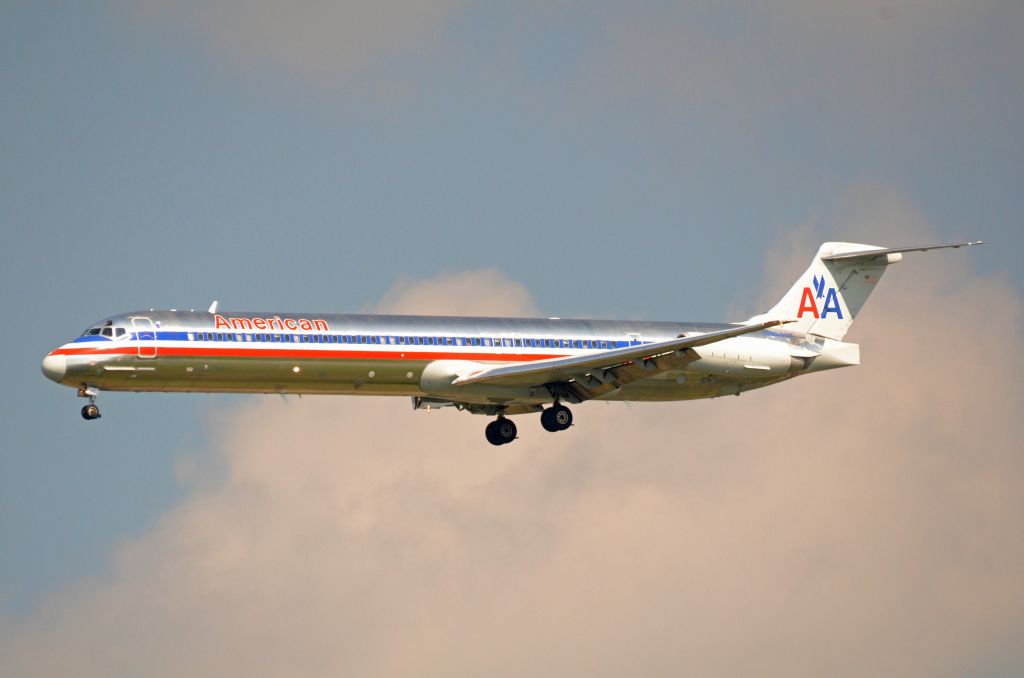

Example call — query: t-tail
[747,240,983,340]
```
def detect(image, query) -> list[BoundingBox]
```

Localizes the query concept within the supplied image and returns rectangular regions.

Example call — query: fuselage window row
[184,332,633,349]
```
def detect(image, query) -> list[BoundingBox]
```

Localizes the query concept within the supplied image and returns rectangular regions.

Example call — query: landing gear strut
[485,417,517,446]
[78,385,101,421]
[540,403,572,432]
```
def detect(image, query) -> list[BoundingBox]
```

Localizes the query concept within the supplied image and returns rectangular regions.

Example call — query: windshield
[80,320,127,338]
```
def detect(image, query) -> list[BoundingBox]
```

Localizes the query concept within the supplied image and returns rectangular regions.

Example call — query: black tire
[81,404,100,420]
[551,404,572,430]
[496,418,517,443]
[485,420,504,446]
[540,408,559,432]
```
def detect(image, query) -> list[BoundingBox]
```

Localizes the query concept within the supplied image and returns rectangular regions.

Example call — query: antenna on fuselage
[208,300,219,314]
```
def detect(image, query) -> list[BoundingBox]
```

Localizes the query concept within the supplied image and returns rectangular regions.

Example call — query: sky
[1,1,1022,675]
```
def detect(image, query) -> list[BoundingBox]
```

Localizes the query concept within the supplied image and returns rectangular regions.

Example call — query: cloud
[373,268,537,317]
[2,202,1022,676]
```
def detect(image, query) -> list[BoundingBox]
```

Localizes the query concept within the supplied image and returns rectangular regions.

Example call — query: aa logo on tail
[797,274,843,319]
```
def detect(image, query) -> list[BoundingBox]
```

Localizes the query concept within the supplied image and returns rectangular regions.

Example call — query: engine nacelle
[688,336,796,377]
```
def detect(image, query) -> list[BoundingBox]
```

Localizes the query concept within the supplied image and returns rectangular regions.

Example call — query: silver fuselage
[43,310,847,413]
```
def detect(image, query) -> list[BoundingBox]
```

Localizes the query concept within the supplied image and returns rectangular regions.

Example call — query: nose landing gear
[78,385,101,421]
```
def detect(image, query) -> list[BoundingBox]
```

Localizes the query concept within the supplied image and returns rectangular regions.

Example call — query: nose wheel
[78,385,101,421]
[485,417,517,446]
[540,404,572,432]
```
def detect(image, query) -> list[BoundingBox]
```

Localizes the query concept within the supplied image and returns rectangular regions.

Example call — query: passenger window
[514,338,522,347]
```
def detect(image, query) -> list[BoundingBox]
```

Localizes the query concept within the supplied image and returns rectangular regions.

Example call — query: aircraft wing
[451,319,790,401]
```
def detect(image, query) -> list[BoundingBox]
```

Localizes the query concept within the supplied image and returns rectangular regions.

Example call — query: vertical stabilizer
[746,242,895,340]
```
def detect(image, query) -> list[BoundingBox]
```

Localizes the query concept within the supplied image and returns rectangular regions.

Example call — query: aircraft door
[132,317,158,358]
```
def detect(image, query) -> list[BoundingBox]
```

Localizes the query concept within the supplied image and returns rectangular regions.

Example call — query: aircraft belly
[72,354,430,396]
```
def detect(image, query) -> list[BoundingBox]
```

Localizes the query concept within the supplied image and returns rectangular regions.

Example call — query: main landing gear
[485,417,517,446]
[78,385,101,421]
[484,404,574,446]
[540,404,572,433]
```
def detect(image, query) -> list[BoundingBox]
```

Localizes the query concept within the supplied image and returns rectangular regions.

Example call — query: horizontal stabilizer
[822,241,983,263]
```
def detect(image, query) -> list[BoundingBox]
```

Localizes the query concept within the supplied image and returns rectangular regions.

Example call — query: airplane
[42,241,981,445]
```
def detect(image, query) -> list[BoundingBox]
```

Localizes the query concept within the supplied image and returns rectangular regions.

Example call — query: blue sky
[2,2,1022,673]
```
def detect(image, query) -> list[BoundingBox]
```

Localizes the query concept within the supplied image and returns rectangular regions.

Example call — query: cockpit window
[115,327,126,337]
[84,328,101,336]
[101,327,113,337]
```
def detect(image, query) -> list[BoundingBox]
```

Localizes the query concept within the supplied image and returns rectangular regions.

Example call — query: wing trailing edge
[450,319,791,390]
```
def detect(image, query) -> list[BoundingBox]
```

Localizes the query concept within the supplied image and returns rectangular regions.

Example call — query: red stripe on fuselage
[52,345,570,362]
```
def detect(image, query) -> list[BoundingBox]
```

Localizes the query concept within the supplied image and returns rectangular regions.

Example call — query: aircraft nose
[41,354,67,382]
